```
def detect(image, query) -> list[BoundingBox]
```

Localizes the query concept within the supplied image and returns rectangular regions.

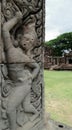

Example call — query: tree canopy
[45,32,72,56]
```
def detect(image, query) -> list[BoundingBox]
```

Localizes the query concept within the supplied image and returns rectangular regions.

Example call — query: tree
[45,32,72,56]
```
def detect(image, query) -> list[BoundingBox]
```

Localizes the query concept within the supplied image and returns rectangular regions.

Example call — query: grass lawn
[44,70,72,127]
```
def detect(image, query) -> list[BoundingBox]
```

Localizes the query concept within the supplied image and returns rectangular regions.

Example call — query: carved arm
[2,11,22,50]
[3,11,22,31]
[27,61,40,80]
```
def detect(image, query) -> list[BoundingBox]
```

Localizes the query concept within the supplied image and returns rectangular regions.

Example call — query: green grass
[44,70,72,126]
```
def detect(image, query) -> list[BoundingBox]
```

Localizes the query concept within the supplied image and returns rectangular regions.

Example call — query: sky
[45,0,72,41]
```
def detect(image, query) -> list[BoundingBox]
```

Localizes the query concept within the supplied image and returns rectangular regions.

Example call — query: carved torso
[7,64,32,82]
[5,47,31,63]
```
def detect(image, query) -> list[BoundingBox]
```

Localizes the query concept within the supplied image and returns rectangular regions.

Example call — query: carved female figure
[2,10,39,130]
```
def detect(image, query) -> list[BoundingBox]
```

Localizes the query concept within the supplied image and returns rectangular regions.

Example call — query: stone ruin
[0,0,45,130]
[44,46,72,70]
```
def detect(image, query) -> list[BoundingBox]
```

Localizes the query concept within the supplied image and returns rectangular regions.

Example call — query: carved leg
[6,82,31,130]
[24,92,38,114]
[24,91,39,122]
[7,110,16,130]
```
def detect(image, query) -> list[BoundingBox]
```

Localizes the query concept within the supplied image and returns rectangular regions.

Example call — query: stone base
[0,117,72,130]
[44,119,72,130]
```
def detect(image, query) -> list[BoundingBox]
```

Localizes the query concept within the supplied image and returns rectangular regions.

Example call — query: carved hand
[16,11,23,21]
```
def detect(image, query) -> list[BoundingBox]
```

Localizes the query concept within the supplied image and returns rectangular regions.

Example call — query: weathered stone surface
[47,119,72,130]
[0,65,1,123]
[0,0,45,130]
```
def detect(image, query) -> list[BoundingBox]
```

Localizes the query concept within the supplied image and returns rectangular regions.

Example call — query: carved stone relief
[0,0,45,130]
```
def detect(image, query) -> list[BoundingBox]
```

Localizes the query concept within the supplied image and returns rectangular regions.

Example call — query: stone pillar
[0,0,45,130]
[57,58,59,65]
[54,57,57,65]
[0,1,1,122]
[53,57,56,65]
[66,57,69,64]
